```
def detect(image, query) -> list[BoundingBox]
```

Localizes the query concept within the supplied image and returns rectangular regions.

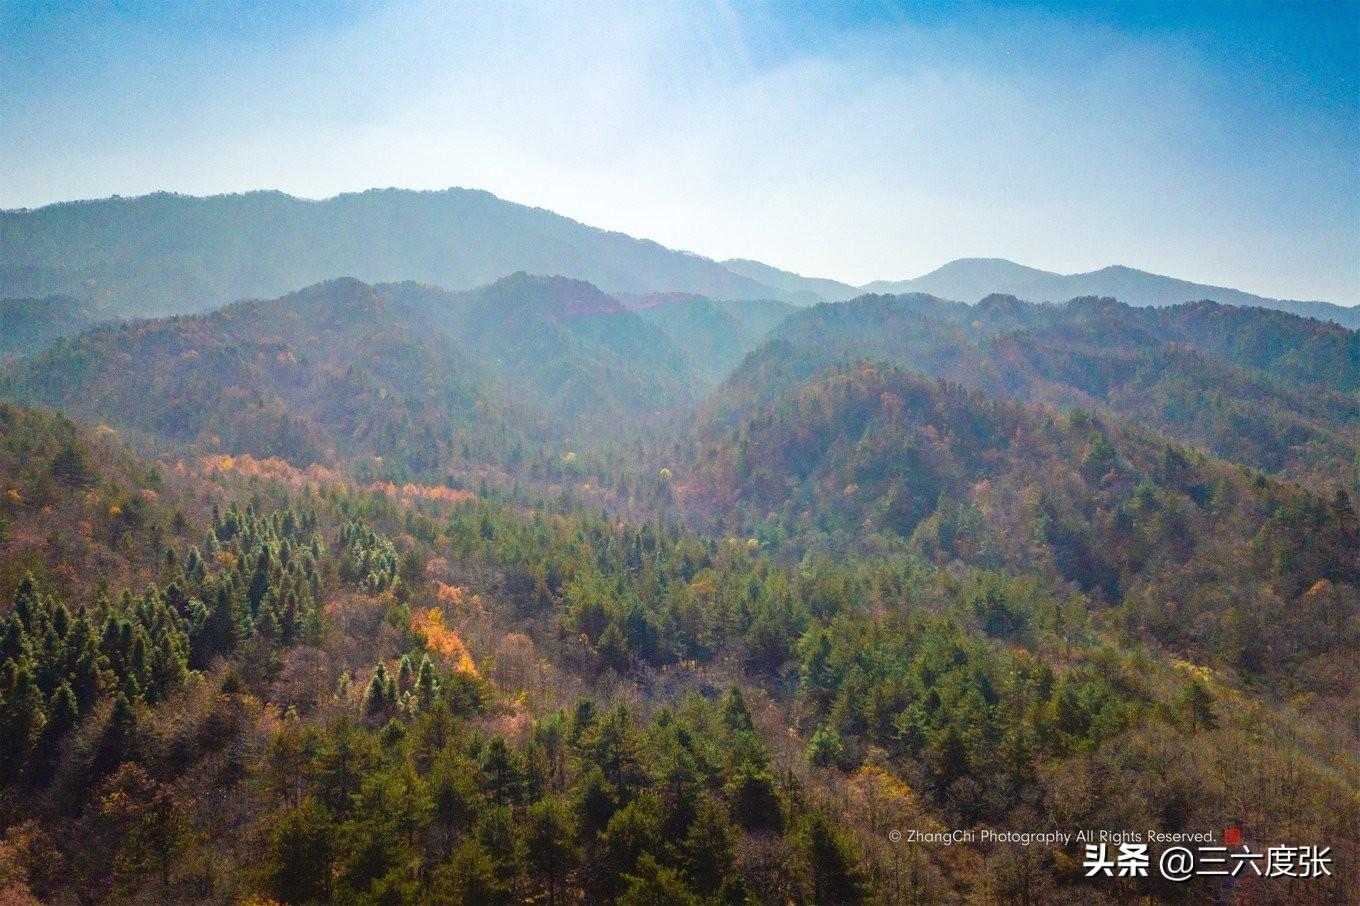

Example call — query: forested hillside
[685,361,1360,698]
[12,191,1354,328]
[391,274,701,431]
[0,279,541,477]
[2,394,1356,903]
[5,0,1357,900]
[747,294,1360,486]
[629,294,795,387]
[0,297,95,361]
[0,275,710,479]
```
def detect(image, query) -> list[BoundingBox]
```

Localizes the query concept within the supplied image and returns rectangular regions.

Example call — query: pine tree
[51,441,93,485]
[434,839,504,906]
[617,853,701,906]
[724,757,782,832]
[255,602,281,642]
[13,575,38,632]
[266,797,333,904]
[35,681,78,780]
[364,663,396,718]
[573,765,618,842]
[806,726,844,768]
[1177,677,1217,732]
[0,660,46,780]
[192,583,240,667]
[94,692,136,776]
[681,795,736,896]
[1,616,25,663]
[719,685,755,735]
[66,619,104,709]
[597,623,629,673]
[525,797,578,906]
[248,547,272,613]
[416,656,438,708]
[795,810,868,905]
[481,737,522,805]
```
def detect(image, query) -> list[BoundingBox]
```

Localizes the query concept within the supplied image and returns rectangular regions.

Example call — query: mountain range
[2,188,1359,904]
[3,189,1356,327]
[864,257,1360,327]
[6,268,1355,496]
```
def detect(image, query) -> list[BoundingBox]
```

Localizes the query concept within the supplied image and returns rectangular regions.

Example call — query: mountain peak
[481,272,626,319]
[0,188,788,317]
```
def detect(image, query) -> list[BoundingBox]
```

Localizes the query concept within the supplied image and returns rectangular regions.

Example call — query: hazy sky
[3,1,1357,303]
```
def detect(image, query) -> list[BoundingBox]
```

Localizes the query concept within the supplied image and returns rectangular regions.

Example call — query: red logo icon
[1223,827,1243,846]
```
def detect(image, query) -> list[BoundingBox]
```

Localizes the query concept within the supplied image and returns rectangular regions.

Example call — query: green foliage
[793,810,869,905]
[339,520,399,593]
[806,726,844,768]
[265,797,333,904]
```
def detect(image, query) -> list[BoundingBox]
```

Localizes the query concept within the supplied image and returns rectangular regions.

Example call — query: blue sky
[2,1,1357,303]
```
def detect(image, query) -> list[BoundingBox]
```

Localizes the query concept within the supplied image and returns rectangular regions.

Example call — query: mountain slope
[390,273,700,434]
[0,403,178,597]
[684,359,1360,686]
[0,274,712,476]
[731,293,1360,486]
[628,293,795,387]
[867,257,1360,327]
[9,189,1353,327]
[0,296,97,360]
[0,189,789,317]
[0,278,539,475]
[720,258,856,304]
[862,257,1054,302]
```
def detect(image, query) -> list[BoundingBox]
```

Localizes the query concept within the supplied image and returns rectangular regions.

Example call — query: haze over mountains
[4,184,1355,496]
[0,189,773,316]
[864,258,1360,327]
[3,188,1356,328]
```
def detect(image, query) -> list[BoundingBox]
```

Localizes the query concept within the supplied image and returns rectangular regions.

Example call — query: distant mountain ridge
[864,257,1359,328]
[719,258,858,305]
[0,189,787,316]
[3,190,1355,326]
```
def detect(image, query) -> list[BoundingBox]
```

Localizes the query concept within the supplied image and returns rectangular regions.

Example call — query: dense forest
[1,259,1357,904]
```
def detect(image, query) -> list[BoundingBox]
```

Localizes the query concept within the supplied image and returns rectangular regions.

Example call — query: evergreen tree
[724,757,782,832]
[34,681,78,779]
[1177,677,1217,732]
[266,797,333,904]
[794,811,868,905]
[94,691,136,776]
[364,662,396,718]
[524,797,578,906]
[0,660,45,780]
[416,656,438,708]
[434,839,506,906]
[806,726,844,768]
